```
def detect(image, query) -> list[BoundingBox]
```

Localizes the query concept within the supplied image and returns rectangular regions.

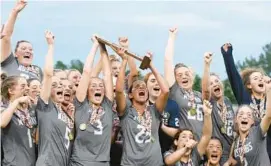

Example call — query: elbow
[1,122,7,128]
[164,158,174,166]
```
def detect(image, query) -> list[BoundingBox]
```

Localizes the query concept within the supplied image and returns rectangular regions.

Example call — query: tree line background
[55,43,271,104]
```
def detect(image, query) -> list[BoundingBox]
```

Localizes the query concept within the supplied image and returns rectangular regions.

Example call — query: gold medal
[189,108,197,116]
[221,126,226,134]
[68,132,74,140]
[79,123,87,131]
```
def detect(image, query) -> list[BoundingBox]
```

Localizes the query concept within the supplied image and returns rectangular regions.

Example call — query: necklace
[135,106,152,133]
[250,95,265,119]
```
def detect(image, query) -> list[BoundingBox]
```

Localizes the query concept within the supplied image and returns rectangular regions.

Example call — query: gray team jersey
[233,125,270,166]
[120,104,163,166]
[163,148,201,166]
[69,97,113,166]
[169,82,204,140]
[1,53,43,81]
[1,103,37,166]
[211,98,234,165]
[35,98,73,166]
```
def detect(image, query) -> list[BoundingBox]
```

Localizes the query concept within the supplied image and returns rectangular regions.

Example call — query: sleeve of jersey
[221,48,250,105]
[118,99,131,120]
[252,125,266,140]
[36,97,51,112]
[74,97,87,110]
[167,100,180,128]
[1,52,16,67]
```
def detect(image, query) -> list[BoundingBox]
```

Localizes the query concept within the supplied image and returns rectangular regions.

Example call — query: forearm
[1,100,18,128]
[44,45,54,76]
[3,9,19,38]
[101,48,113,101]
[164,147,188,165]
[164,36,176,87]
[90,55,102,77]
[161,124,178,137]
[202,114,212,138]
[202,64,211,100]
[83,43,99,74]
[116,59,128,92]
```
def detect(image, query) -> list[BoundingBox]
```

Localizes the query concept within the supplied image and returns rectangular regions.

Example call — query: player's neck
[239,131,249,141]
[149,96,157,104]
[252,90,264,100]
[133,102,147,114]
[217,96,224,105]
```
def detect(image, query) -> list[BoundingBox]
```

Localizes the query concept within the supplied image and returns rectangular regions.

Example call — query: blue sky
[2,1,271,79]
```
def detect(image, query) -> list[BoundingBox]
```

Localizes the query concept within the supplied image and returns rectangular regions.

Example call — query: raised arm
[1,96,32,128]
[164,27,178,88]
[76,36,99,102]
[115,48,128,116]
[221,43,250,104]
[202,52,212,101]
[197,100,213,157]
[260,80,271,134]
[148,52,169,113]
[1,0,27,63]
[118,37,139,88]
[100,43,114,101]
[40,31,54,104]
[90,53,102,77]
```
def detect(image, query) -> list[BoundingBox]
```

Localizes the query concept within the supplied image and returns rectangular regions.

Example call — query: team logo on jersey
[234,141,253,157]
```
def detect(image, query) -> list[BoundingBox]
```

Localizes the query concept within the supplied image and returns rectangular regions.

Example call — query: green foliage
[237,42,271,76]
[193,74,202,92]
[54,59,84,73]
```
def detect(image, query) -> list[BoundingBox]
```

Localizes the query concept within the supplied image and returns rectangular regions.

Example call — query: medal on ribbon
[68,132,74,140]
[79,123,87,131]
[189,108,197,116]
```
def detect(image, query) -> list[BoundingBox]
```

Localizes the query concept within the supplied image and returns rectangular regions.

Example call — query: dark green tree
[193,74,202,92]
[237,42,271,76]
[54,61,68,70]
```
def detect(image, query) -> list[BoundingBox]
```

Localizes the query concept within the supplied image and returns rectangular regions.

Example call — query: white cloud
[111,13,224,30]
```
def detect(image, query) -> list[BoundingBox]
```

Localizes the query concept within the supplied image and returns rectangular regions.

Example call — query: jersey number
[135,125,151,144]
[187,105,203,121]
[27,129,33,148]
[94,119,103,135]
[64,127,71,149]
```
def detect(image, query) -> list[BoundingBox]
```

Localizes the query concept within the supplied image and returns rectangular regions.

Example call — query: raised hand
[14,0,27,13]
[221,43,233,55]
[203,100,212,115]
[116,47,128,60]
[91,34,99,44]
[45,30,54,45]
[169,27,178,38]
[16,96,34,106]
[119,37,129,48]
[204,52,213,65]
[185,139,197,149]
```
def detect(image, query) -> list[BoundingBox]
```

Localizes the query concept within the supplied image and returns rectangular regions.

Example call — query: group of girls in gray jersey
[1,1,271,166]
